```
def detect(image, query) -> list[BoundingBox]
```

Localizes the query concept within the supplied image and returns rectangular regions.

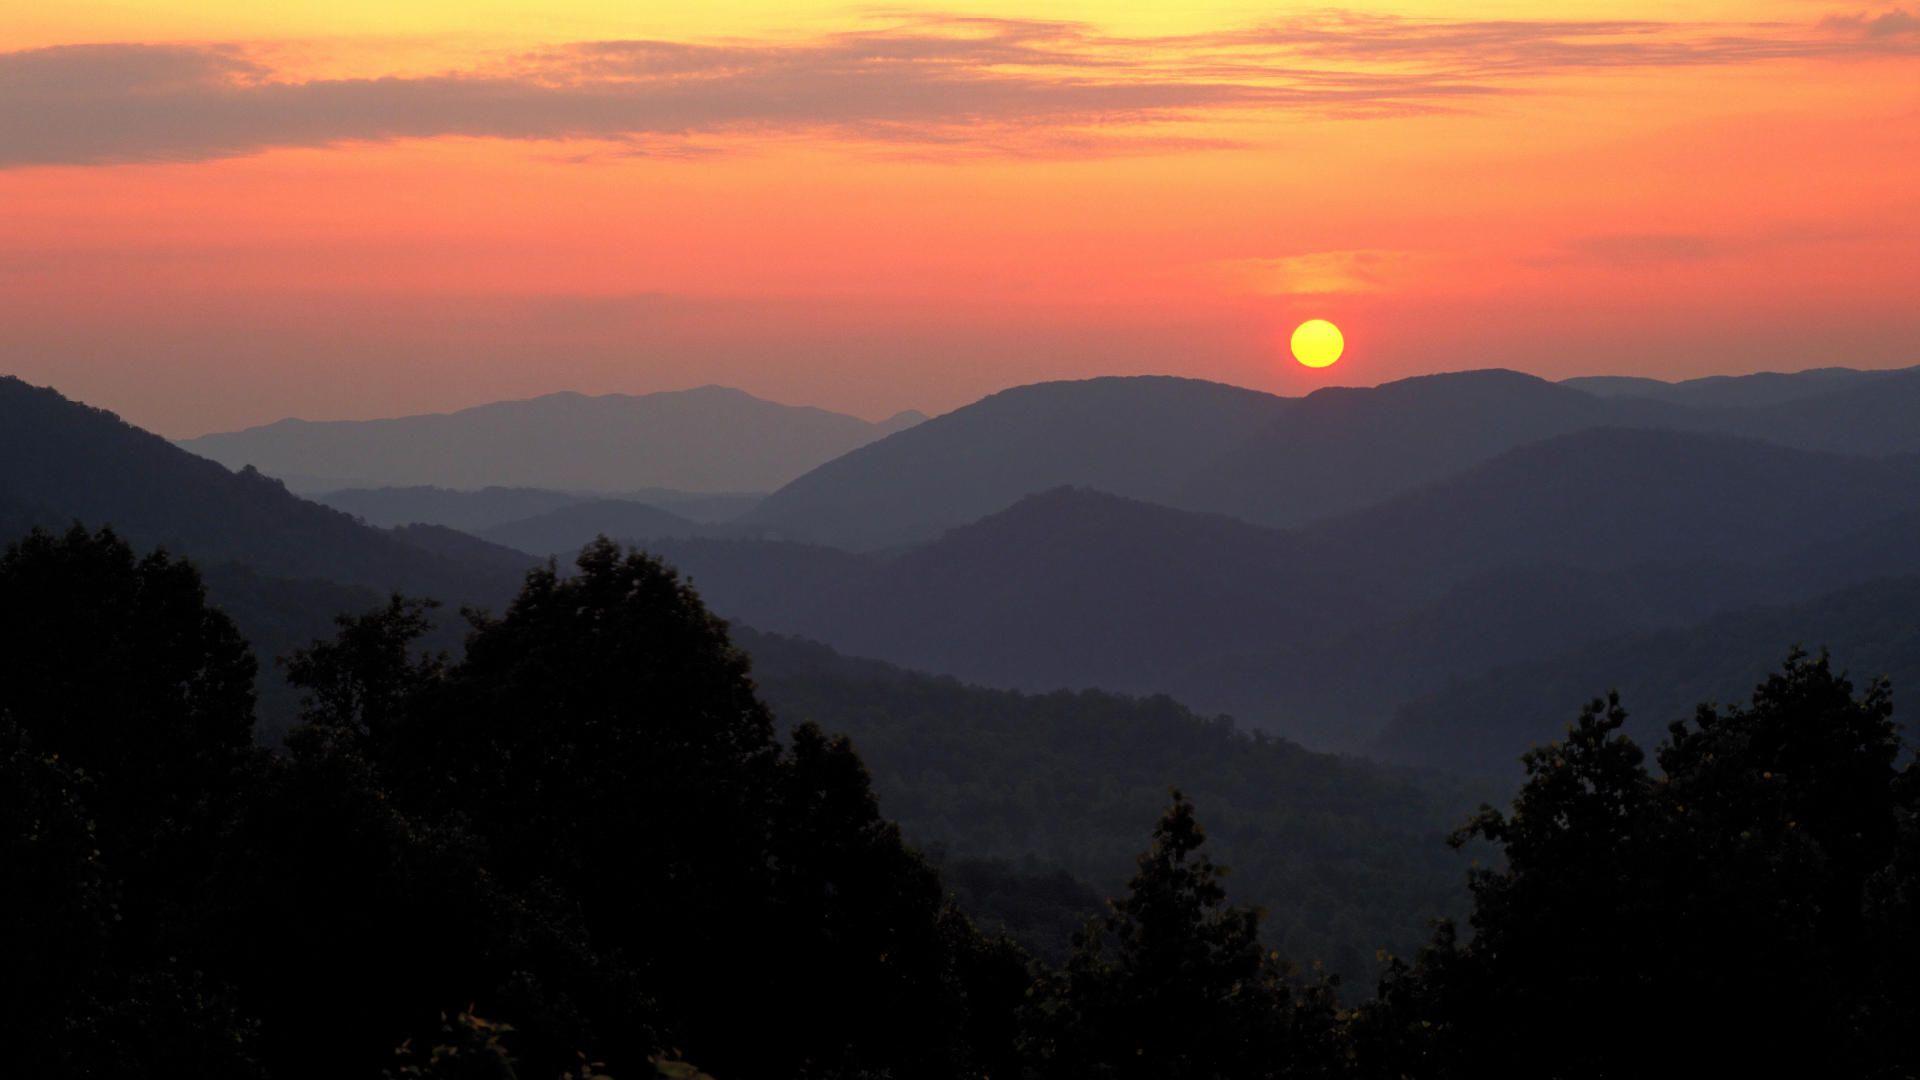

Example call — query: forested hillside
[740,628,1484,975]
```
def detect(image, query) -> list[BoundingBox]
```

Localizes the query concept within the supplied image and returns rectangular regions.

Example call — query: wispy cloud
[2,10,1914,168]
[1820,7,1920,40]
[1212,249,1427,295]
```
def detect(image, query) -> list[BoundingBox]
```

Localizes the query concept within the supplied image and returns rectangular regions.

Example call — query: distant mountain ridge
[317,485,762,530]
[1562,364,1916,408]
[744,376,1291,549]
[745,366,1920,550]
[180,386,926,494]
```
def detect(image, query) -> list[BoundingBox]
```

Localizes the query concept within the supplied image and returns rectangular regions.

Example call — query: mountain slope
[1376,576,1920,775]
[1296,426,1920,598]
[743,376,1291,548]
[748,366,1920,550]
[317,485,588,530]
[747,369,1703,548]
[647,429,1920,749]
[479,499,720,556]
[1713,366,1920,455]
[0,377,537,728]
[736,626,1485,979]
[1563,364,1914,408]
[1180,369,1691,528]
[181,386,925,493]
[317,484,766,533]
[0,377,524,602]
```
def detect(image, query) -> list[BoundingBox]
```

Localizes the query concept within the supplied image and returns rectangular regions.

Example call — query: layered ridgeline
[180,385,926,493]
[1379,575,1920,774]
[745,365,1920,550]
[18,366,1920,774]
[316,485,763,531]
[314,485,762,560]
[646,426,1920,750]
[1563,364,1908,408]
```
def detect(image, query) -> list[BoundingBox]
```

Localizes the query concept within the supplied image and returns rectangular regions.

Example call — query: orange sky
[2,2,1916,435]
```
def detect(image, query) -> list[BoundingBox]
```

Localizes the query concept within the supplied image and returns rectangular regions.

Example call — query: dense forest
[5,526,1915,1077]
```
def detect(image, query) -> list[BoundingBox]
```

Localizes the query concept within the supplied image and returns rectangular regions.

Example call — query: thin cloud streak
[1,10,1915,167]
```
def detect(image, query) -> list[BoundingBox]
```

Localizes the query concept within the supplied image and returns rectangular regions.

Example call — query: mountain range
[11,361,1919,770]
[180,385,926,494]
[744,365,1920,549]
[639,424,1920,748]
[316,485,762,530]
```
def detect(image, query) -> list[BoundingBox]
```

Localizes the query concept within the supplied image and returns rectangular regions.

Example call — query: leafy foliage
[1352,651,1920,1077]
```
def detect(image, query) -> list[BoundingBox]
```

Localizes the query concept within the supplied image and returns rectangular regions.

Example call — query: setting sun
[1291,319,1345,368]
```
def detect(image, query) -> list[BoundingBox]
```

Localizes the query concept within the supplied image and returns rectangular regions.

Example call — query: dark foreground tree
[1352,650,1919,1079]
[0,526,259,929]
[0,527,265,1077]
[0,530,1028,1078]
[1029,792,1342,1079]
[282,538,1027,1078]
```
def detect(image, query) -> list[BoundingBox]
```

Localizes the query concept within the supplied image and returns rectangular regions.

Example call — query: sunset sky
[3,2,1916,436]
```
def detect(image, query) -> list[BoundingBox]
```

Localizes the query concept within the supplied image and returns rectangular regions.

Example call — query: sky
[2,2,1916,436]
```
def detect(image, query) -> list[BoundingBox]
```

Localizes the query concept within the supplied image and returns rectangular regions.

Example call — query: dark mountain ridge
[0,377,523,603]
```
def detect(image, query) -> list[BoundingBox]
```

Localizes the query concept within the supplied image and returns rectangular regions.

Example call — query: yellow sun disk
[1291,319,1344,368]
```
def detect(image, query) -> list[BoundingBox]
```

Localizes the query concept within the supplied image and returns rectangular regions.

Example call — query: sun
[1290,319,1344,368]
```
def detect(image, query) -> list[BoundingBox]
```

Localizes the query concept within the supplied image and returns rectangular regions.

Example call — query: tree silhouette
[1032,791,1341,1079]
[1353,650,1919,1078]
[0,527,264,1077]
[280,538,1023,1078]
